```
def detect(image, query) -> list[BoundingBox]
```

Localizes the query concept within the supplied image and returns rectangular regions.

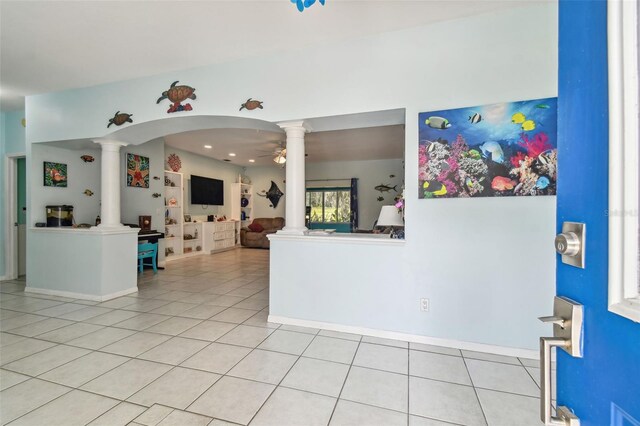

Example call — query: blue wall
[0,110,26,278]
[557,1,640,424]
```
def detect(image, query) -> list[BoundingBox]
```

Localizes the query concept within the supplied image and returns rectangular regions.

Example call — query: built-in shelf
[231,183,253,245]
[164,170,185,260]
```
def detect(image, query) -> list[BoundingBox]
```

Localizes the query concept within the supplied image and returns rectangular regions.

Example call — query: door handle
[538,316,566,328]
[540,338,580,425]
[539,296,583,425]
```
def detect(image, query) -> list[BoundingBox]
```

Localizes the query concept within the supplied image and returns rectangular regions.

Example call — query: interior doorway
[16,157,26,277]
[4,154,26,280]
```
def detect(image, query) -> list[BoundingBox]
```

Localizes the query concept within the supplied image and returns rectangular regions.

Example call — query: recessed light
[204,145,212,149]
[249,159,255,163]
[229,153,236,157]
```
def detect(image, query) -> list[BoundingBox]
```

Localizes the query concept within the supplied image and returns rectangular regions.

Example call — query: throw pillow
[248,222,264,232]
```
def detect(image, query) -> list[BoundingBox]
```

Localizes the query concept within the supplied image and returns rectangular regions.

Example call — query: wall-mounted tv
[190,175,224,205]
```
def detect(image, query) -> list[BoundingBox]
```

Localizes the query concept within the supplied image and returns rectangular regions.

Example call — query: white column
[94,139,128,228]
[278,121,311,235]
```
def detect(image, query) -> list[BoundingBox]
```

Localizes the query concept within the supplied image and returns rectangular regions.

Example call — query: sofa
[240,217,285,249]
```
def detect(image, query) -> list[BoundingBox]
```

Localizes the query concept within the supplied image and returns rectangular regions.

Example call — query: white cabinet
[213,221,236,252]
[202,221,237,253]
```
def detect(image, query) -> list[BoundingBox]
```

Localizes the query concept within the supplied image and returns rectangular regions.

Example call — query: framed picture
[126,153,150,188]
[418,97,558,199]
[184,214,191,223]
[43,161,68,187]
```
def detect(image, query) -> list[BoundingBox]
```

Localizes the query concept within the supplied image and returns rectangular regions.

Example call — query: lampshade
[377,206,404,227]
[273,155,286,164]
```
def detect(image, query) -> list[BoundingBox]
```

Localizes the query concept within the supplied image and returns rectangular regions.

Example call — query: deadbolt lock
[555,222,586,269]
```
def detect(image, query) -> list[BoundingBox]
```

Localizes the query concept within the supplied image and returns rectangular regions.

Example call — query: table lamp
[376,206,404,239]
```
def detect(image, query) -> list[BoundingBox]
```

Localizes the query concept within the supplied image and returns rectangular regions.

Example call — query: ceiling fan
[257,142,287,165]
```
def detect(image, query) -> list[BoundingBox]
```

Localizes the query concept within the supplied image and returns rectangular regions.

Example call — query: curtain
[350,178,359,231]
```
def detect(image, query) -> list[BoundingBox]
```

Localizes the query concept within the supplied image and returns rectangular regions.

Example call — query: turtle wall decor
[107,111,133,128]
[257,181,284,209]
[239,98,264,111]
[157,81,196,113]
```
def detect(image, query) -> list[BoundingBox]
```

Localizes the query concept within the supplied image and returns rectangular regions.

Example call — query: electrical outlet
[420,298,429,312]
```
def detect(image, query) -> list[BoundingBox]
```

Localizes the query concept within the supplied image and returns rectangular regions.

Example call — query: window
[306,188,351,224]
[607,0,640,322]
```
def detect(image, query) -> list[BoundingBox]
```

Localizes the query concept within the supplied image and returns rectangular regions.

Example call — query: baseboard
[0,275,11,281]
[269,315,539,360]
[25,286,138,302]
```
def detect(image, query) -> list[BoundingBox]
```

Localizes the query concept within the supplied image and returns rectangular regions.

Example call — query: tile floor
[0,249,546,425]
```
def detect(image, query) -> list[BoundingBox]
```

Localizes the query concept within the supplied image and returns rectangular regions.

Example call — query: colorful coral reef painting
[418,97,557,199]
[126,153,150,188]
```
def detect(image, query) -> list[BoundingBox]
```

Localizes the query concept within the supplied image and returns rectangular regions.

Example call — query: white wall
[306,159,404,229]
[167,147,244,218]
[25,3,558,350]
[30,144,101,225]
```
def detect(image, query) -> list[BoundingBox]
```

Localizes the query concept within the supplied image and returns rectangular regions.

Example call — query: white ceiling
[0,0,532,111]
[164,124,405,166]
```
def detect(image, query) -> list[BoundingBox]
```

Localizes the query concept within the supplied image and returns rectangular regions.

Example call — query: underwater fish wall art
[418,97,558,199]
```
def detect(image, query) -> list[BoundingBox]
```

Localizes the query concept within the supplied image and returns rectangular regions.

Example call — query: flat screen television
[190,175,224,205]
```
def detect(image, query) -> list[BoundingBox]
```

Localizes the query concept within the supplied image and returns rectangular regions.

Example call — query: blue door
[556,1,639,425]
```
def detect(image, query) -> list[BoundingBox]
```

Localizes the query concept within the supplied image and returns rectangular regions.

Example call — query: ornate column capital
[93,138,129,150]
[277,121,313,133]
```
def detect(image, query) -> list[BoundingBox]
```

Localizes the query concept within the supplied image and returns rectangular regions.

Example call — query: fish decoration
[83,189,94,196]
[423,180,447,196]
[536,104,550,109]
[107,111,133,128]
[152,193,162,198]
[157,81,196,113]
[479,141,505,163]
[521,120,536,132]
[511,112,536,131]
[375,183,397,193]
[491,176,517,191]
[425,116,451,129]
[239,98,264,111]
[80,155,95,163]
[466,149,482,160]
[291,0,325,12]
[377,196,384,202]
[511,112,526,124]
[257,181,284,208]
[535,176,551,189]
[468,112,482,124]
